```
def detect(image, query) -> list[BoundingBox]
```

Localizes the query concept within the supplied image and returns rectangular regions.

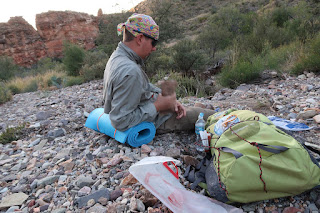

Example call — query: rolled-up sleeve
[109,74,158,131]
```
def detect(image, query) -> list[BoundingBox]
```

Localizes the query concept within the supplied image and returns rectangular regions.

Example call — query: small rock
[75,188,110,208]
[37,176,60,188]
[130,196,146,212]
[120,174,138,186]
[51,208,67,213]
[313,115,320,124]
[36,111,51,121]
[76,175,95,188]
[87,203,107,213]
[98,197,108,206]
[0,192,28,208]
[309,203,319,212]
[182,155,200,167]
[282,207,302,213]
[141,144,152,154]
[106,157,123,167]
[296,110,317,120]
[110,189,123,201]
[78,186,91,196]
[87,199,95,207]
[165,148,180,158]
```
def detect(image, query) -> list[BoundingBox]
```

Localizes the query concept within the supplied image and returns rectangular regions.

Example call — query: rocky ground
[0,71,319,213]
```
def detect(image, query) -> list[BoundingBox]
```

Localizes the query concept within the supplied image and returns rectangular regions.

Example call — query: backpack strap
[257,144,289,154]
[220,147,243,159]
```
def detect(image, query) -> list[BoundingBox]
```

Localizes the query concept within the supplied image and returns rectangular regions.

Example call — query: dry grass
[6,70,67,93]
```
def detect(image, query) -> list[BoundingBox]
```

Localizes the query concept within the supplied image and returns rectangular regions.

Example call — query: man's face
[140,35,157,59]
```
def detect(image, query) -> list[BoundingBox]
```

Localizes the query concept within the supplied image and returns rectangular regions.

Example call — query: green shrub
[171,40,206,75]
[62,42,86,76]
[95,12,130,56]
[79,50,108,82]
[271,7,291,27]
[292,34,320,74]
[145,47,175,75]
[7,84,21,95]
[218,58,263,89]
[33,57,61,74]
[48,76,63,88]
[147,0,182,41]
[0,82,12,104]
[0,56,19,81]
[262,41,301,72]
[153,71,211,98]
[197,22,233,60]
[23,79,38,93]
[0,124,24,144]
[62,76,85,87]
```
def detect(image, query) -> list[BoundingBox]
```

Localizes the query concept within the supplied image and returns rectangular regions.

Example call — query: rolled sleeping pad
[85,108,156,147]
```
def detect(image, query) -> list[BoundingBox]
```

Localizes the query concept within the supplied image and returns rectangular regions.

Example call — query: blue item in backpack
[268,116,313,131]
[85,108,156,147]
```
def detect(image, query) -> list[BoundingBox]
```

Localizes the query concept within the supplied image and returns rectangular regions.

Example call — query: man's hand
[153,93,177,112]
[175,101,186,119]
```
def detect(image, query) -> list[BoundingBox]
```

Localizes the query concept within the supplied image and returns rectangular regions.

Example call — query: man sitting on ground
[103,13,213,134]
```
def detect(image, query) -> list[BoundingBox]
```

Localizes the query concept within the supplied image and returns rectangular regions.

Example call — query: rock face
[0,11,99,67]
[0,17,47,66]
[36,11,99,59]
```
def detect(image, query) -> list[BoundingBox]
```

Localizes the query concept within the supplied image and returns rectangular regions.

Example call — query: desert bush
[286,2,319,41]
[171,40,206,76]
[211,7,255,36]
[62,76,85,87]
[0,124,25,144]
[0,56,19,81]
[218,57,263,88]
[7,84,21,95]
[79,50,109,82]
[23,80,38,93]
[171,72,210,98]
[0,82,12,104]
[292,34,320,74]
[197,22,232,60]
[6,71,66,93]
[144,0,182,41]
[33,57,62,75]
[151,71,211,98]
[48,76,63,89]
[62,42,86,76]
[145,47,175,75]
[262,41,302,72]
[271,7,291,27]
[95,12,130,56]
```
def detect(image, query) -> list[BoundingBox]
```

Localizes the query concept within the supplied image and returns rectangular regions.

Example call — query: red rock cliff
[0,17,47,67]
[36,11,99,58]
[0,11,99,67]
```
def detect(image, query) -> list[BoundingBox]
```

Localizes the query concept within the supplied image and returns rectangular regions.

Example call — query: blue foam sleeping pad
[85,108,156,147]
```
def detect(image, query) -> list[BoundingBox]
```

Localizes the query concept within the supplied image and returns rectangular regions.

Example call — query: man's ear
[135,34,144,46]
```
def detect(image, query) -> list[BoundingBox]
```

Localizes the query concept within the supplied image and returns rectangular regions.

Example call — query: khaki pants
[157,107,215,134]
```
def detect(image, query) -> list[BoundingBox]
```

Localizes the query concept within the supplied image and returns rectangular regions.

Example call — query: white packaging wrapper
[129,156,243,213]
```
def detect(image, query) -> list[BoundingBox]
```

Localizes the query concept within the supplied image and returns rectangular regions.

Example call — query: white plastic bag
[129,156,243,213]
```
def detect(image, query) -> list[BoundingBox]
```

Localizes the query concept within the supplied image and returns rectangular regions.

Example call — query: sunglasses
[134,30,158,47]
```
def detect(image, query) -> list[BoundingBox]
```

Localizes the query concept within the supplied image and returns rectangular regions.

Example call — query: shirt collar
[118,42,144,66]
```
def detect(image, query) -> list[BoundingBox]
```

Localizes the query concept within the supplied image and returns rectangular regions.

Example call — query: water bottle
[195,113,205,152]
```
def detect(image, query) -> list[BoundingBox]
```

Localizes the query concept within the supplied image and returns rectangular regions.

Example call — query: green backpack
[197,109,320,203]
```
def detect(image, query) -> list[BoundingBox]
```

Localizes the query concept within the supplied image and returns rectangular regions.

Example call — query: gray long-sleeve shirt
[103,42,171,131]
